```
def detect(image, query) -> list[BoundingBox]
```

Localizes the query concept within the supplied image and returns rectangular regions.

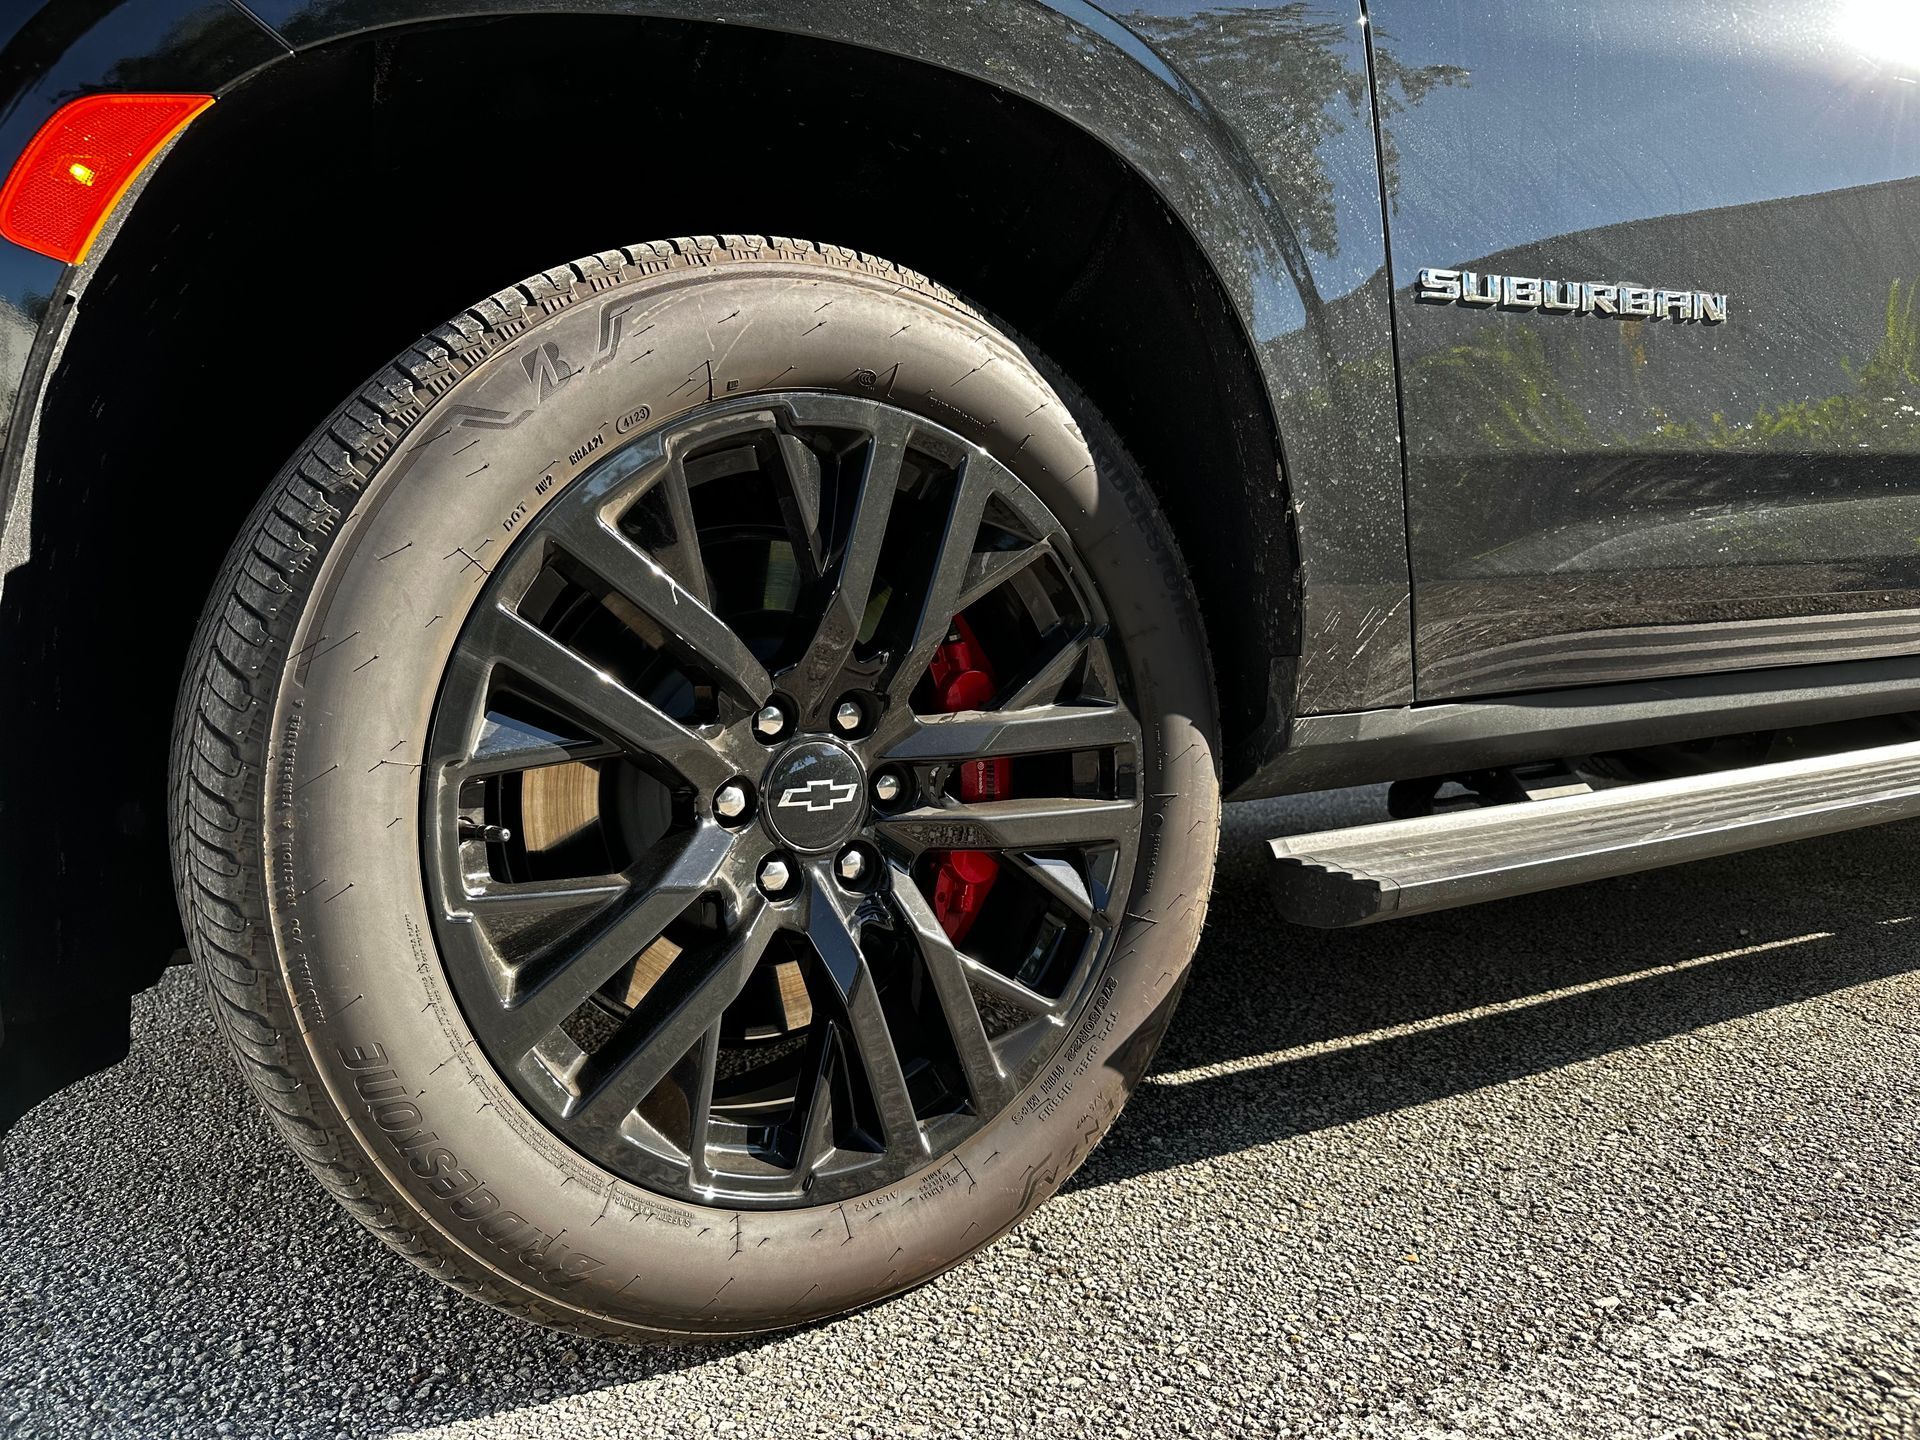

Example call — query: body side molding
[1236,651,1920,799]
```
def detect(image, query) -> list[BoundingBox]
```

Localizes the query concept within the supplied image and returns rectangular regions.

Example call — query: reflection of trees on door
[1647,279,1920,453]
[1127,4,1468,260]
[1403,279,1920,456]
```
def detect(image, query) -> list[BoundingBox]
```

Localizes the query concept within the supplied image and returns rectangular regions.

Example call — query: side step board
[1269,738,1920,927]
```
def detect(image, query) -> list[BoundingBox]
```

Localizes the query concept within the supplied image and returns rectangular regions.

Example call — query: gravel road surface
[5,794,1918,1439]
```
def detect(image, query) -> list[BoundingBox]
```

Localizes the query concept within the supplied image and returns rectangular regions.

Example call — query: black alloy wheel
[424,394,1143,1206]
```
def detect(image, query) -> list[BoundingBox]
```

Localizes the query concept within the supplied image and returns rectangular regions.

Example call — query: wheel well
[26,13,1286,960]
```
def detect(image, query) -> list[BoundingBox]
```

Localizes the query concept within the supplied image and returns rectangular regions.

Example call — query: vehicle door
[1367,0,1920,699]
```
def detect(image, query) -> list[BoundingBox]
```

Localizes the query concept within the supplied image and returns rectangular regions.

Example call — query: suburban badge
[1417,268,1728,323]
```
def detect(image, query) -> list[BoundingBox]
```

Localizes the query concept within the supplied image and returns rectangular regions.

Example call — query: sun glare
[1840,0,1920,73]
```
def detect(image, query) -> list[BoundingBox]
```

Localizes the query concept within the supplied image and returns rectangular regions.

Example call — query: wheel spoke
[956,948,1057,1015]
[773,431,829,585]
[655,460,712,607]
[1003,851,1098,922]
[889,873,1008,1112]
[572,899,782,1135]
[1001,632,1094,710]
[881,701,1139,765]
[791,1023,845,1180]
[459,711,621,780]
[466,603,731,791]
[492,826,732,1058]
[684,1021,723,1188]
[954,539,1051,616]
[888,454,998,692]
[806,880,928,1158]
[785,416,907,713]
[462,874,630,919]
[546,502,773,707]
[875,796,1138,857]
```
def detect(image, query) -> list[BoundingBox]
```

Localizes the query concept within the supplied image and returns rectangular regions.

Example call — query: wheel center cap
[762,738,867,852]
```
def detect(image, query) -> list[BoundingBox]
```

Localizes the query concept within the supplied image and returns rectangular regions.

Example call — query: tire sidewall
[253,248,1218,1335]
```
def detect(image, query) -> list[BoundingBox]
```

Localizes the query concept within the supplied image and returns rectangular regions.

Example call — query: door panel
[1368,0,1920,699]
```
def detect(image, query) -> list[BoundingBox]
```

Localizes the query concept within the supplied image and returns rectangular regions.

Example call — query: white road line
[1373,1230,1920,1440]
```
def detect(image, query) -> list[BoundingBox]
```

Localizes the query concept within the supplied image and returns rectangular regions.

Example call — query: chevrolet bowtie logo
[777,778,860,813]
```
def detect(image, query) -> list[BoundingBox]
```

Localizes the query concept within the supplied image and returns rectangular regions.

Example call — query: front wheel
[171,236,1220,1339]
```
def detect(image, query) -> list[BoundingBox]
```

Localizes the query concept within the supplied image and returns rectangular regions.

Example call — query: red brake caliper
[927,615,1010,943]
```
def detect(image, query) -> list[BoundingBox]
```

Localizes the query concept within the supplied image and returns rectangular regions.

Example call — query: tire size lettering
[1011,976,1119,1127]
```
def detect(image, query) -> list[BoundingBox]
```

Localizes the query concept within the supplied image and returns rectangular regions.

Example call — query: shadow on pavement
[1071,806,1920,1191]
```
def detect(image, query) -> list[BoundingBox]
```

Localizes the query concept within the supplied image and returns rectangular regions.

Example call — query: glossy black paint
[0,0,284,488]
[1370,0,1920,700]
[207,0,1435,721]
[0,0,284,1128]
[1111,1,1414,724]
[3,1,1915,772]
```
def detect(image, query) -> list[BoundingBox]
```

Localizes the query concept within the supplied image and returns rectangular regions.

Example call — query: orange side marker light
[0,93,212,264]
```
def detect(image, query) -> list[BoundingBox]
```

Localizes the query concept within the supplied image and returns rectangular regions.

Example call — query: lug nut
[836,848,868,886]
[714,781,750,821]
[832,698,865,735]
[758,855,794,897]
[753,703,788,741]
[872,772,904,806]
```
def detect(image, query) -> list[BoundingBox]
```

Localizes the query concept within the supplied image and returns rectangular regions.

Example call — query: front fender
[231,0,1416,719]
[0,0,286,1133]
[2,0,1414,731]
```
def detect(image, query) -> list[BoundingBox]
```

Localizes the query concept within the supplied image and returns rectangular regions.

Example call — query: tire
[170,235,1220,1340]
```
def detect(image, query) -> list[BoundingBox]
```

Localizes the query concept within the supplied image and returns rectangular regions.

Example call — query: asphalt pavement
[4,791,1918,1439]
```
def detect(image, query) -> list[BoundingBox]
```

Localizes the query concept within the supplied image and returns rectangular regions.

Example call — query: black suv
[1,0,1916,1339]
